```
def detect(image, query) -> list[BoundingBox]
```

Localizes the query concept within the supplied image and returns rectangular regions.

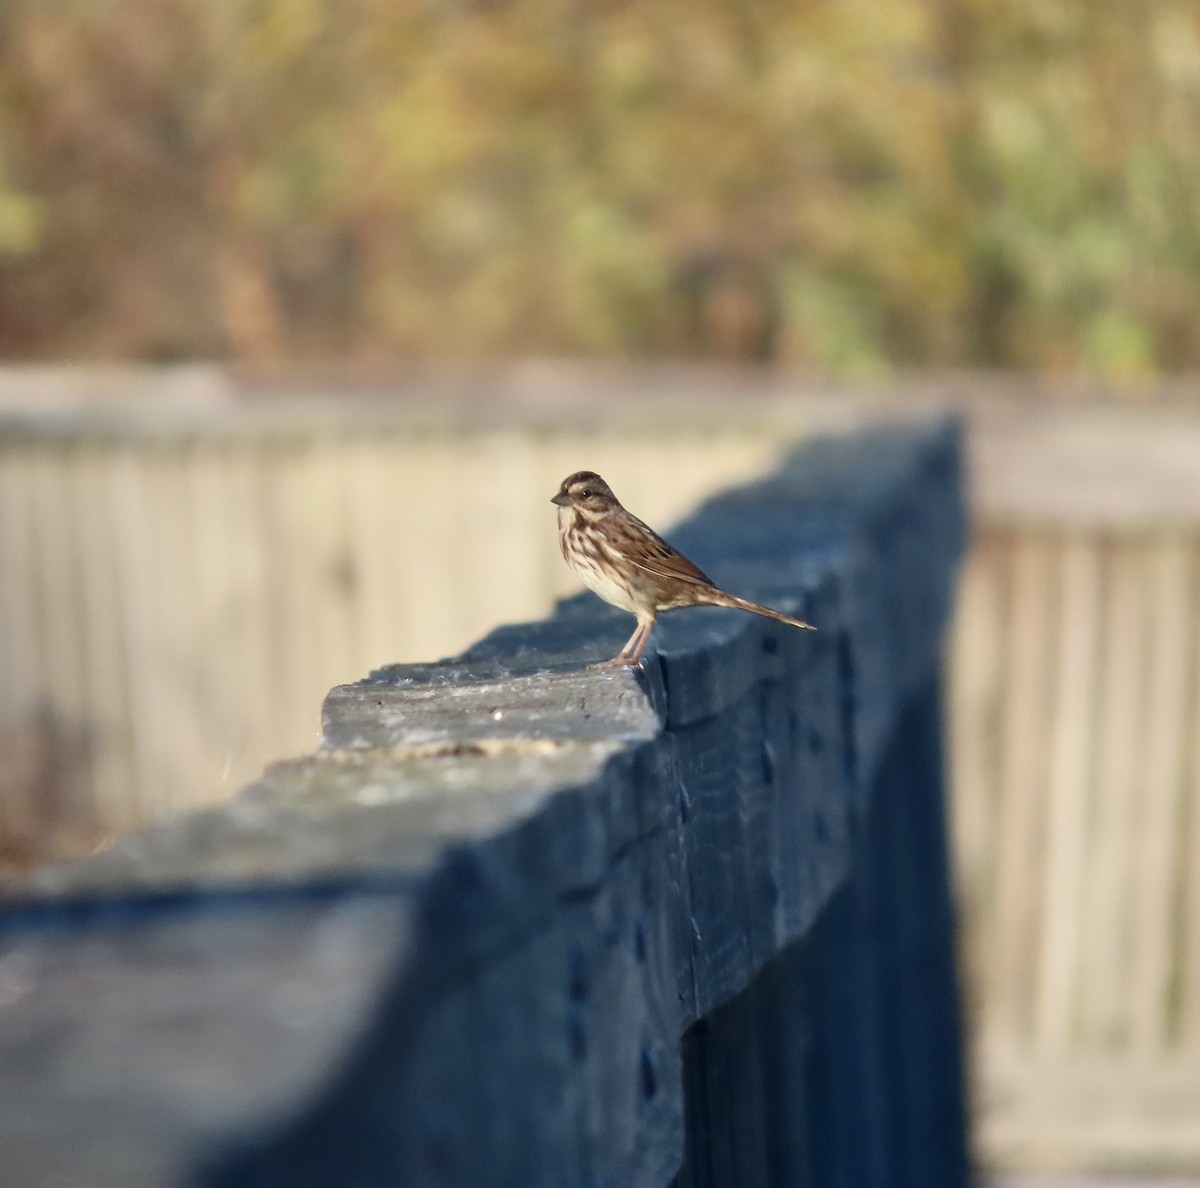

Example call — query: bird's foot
[588,655,641,669]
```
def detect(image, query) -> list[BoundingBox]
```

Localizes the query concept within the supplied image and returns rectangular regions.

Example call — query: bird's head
[551,471,619,518]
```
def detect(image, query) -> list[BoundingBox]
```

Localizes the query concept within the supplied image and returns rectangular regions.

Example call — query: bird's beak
[551,491,571,507]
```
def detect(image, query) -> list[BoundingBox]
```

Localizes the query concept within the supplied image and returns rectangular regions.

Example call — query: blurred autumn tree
[0,0,1198,374]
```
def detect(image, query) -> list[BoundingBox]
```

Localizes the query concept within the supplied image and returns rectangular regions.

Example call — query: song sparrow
[553,470,815,667]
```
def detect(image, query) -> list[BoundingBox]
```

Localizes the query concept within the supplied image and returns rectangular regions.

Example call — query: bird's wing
[609,516,714,587]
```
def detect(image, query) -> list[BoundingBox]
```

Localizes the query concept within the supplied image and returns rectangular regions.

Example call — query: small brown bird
[553,470,815,667]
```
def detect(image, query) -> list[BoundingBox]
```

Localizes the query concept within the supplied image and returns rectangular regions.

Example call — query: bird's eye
[581,489,595,499]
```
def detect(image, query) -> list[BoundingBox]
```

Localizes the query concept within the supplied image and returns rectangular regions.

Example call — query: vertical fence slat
[342,437,401,677]
[947,533,1008,1017]
[0,453,45,861]
[27,450,91,827]
[990,534,1057,1047]
[1077,540,1148,1046]
[0,455,41,720]
[224,445,275,789]
[306,441,360,700]
[1034,537,1101,1051]
[1129,538,1194,1051]
[185,444,268,801]
[1183,575,1200,1047]
[395,435,479,663]
[185,444,237,800]
[108,449,166,826]
[155,449,210,817]
[72,449,133,845]
[258,446,321,758]
[138,451,197,819]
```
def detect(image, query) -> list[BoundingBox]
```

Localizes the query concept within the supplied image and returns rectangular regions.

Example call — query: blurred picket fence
[0,367,787,856]
[0,365,1198,1171]
[948,396,1200,1171]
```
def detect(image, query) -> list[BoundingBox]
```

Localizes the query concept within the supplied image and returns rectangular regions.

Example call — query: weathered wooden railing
[0,421,967,1187]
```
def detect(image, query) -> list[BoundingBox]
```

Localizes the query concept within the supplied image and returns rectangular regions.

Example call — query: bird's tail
[699,589,816,631]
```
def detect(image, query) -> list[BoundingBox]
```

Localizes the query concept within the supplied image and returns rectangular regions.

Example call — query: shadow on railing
[0,420,967,1188]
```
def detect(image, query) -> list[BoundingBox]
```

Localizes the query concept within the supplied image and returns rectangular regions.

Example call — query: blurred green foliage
[0,0,1198,373]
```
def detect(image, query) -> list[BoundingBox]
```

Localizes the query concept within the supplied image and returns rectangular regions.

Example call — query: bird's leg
[627,619,655,664]
[591,619,651,668]
[617,621,645,659]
